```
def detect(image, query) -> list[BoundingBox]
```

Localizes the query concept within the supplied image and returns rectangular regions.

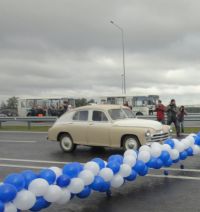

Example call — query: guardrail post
[27,121,31,130]
[0,122,2,129]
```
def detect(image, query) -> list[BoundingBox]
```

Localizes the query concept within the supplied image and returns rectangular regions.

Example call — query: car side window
[92,111,108,122]
[73,111,88,121]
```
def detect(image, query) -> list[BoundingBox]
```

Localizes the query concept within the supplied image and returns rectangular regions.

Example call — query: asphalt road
[1,131,200,211]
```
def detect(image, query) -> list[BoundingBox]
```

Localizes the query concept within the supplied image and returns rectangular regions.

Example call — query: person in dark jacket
[177,106,187,133]
[155,100,165,124]
[166,99,180,137]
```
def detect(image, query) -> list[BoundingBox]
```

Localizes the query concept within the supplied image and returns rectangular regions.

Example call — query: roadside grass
[172,127,200,134]
[0,125,199,134]
[0,126,50,132]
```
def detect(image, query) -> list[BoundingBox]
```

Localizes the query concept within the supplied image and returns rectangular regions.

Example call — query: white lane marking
[0,158,69,165]
[0,163,46,170]
[1,163,200,181]
[0,140,38,143]
[160,167,200,173]
[147,174,200,181]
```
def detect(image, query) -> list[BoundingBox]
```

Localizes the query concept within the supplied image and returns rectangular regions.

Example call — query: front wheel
[123,135,140,151]
[59,134,76,153]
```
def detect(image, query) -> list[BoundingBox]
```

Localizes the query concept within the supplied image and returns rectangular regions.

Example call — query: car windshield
[108,108,134,120]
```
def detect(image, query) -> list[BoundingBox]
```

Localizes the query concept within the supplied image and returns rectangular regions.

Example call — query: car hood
[113,118,162,130]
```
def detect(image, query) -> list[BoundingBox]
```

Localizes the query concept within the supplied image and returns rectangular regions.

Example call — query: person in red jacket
[155,100,165,124]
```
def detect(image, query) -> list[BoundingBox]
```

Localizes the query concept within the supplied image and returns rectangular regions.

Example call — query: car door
[68,110,89,144]
[87,110,112,146]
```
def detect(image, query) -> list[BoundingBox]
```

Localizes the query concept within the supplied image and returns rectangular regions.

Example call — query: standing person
[166,99,180,137]
[177,106,187,133]
[155,100,165,124]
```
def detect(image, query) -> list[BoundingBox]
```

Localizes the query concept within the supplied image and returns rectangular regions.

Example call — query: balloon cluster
[1,133,200,212]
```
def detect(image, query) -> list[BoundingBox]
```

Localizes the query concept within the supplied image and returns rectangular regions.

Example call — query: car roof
[73,104,128,111]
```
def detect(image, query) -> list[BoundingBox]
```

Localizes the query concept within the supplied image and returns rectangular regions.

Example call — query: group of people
[27,101,71,117]
[155,99,187,137]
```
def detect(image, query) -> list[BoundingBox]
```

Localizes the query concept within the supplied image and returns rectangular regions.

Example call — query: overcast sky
[0,0,200,105]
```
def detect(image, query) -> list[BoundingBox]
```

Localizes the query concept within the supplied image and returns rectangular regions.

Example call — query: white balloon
[170,149,179,160]
[139,145,151,152]
[162,144,171,151]
[84,161,100,175]
[123,155,136,167]
[186,135,195,146]
[181,139,191,149]
[118,164,132,177]
[78,170,94,186]
[4,203,17,212]
[111,174,124,188]
[44,185,62,203]
[49,167,62,179]
[124,149,137,158]
[99,168,114,182]
[138,150,151,163]
[150,146,162,158]
[192,145,200,155]
[151,142,161,149]
[13,189,36,210]
[174,142,185,152]
[28,178,49,196]
[67,178,84,194]
[56,188,71,205]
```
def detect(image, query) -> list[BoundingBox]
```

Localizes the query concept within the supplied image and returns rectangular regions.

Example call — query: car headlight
[169,126,173,133]
[145,130,151,138]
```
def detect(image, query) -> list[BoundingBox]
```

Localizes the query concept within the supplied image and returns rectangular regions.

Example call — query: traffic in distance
[47,104,171,152]
[17,95,159,117]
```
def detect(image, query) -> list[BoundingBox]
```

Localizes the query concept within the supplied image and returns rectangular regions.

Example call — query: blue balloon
[163,158,173,167]
[173,158,180,163]
[106,161,120,174]
[133,160,145,173]
[146,157,157,168]
[90,176,104,191]
[108,155,123,164]
[180,151,188,160]
[30,196,51,211]
[160,151,170,162]
[138,165,148,176]
[0,201,4,212]
[63,162,83,178]
[0,183,17,203]
[154,159,163,169]
[125,169,137,181]
[197,132,200,137]
[164,139,174,148]
[56,174,71,187]
[195,136,200,146]
[39,169,56,185]
[77,186,91,198]
[4,173,25,191]
[21,170,38,189]
[92,158,105,169]
[186,147,193,156]
[99,181,111,192]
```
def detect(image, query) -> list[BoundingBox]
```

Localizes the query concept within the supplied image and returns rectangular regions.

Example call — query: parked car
[47,105,171,152]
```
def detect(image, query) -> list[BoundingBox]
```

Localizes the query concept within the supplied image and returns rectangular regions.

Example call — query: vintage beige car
[47,104,171,152]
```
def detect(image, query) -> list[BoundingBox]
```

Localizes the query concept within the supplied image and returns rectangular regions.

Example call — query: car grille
[151,132,169,142]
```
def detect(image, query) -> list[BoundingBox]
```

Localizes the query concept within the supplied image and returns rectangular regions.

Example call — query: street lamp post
[110,20,126,94]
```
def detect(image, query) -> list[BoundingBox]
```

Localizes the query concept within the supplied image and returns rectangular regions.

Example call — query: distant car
[47,105,171,152]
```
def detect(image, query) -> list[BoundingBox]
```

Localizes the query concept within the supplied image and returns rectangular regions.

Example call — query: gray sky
[1,0,200,105]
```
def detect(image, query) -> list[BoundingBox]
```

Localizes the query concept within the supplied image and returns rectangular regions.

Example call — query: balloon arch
[0,133,200,212]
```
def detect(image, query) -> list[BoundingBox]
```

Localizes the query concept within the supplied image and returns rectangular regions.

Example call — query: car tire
[59,134,76,153]
[123,135,140,151]
[136,112,143,116]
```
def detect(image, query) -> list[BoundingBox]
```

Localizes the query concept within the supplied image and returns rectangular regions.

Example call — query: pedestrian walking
[155,100,165,124]
[177,106,187,133]
[166,99,180,137]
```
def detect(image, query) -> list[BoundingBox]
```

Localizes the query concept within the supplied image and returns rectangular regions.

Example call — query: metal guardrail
[0,114,200,129]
